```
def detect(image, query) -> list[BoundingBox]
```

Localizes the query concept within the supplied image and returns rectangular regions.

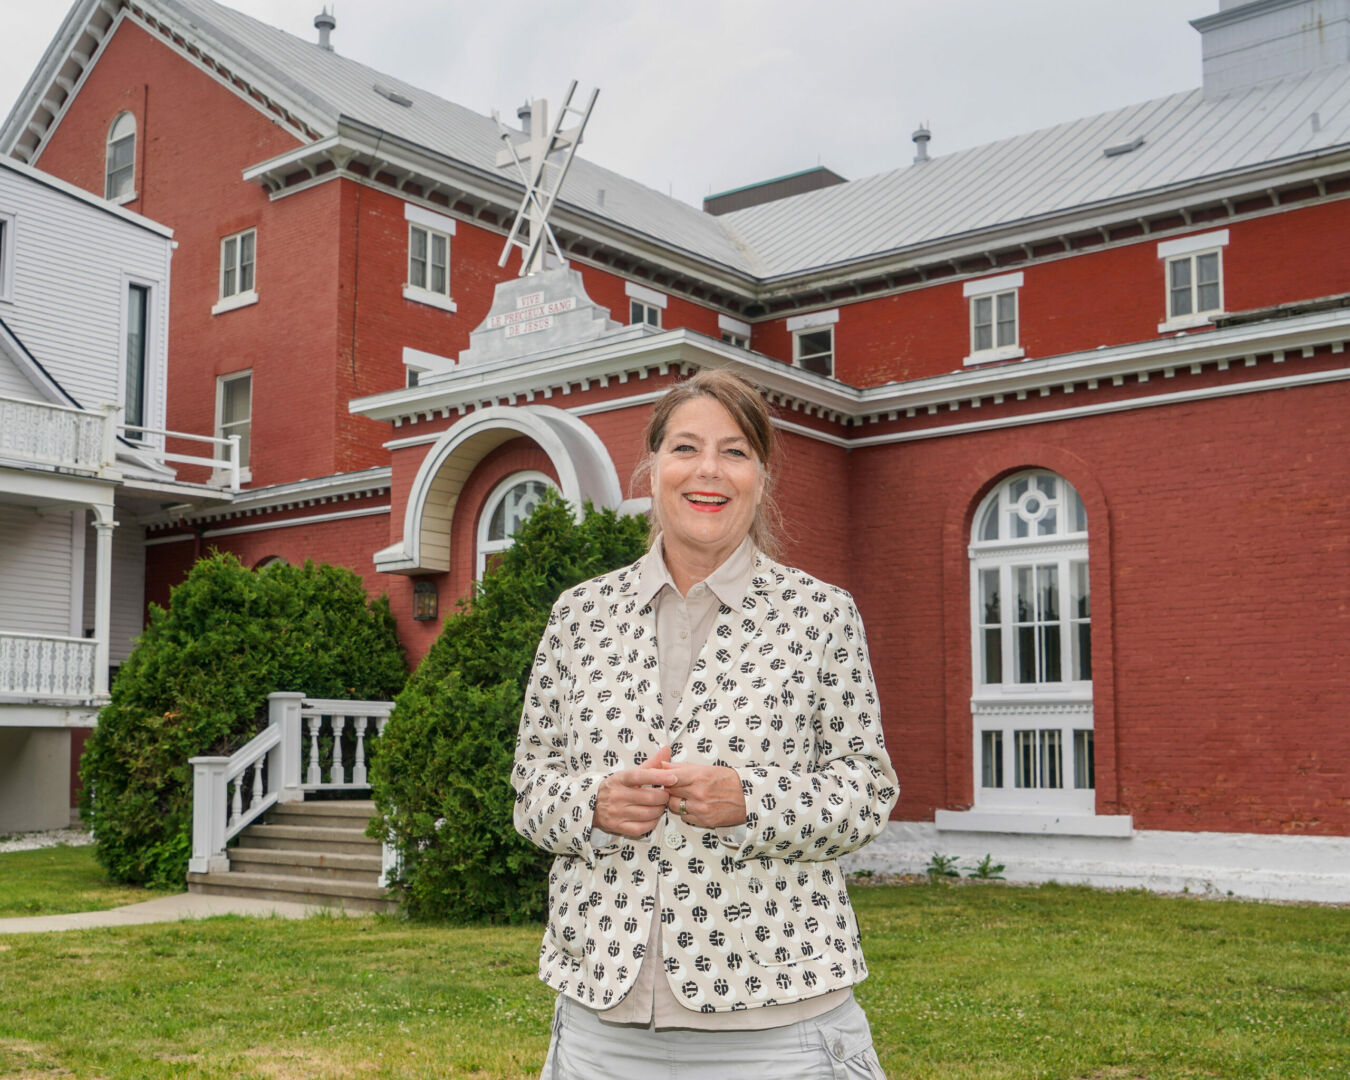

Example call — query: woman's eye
[725,448,748,458]
[670,443,696,453]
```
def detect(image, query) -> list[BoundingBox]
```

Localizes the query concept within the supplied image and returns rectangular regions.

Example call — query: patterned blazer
[512,551,899,1013]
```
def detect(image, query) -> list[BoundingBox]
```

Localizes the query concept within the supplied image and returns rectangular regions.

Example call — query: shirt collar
[632,535,756,612]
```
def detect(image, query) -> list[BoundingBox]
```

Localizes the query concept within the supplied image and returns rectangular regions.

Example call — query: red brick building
[5,0,1348,897]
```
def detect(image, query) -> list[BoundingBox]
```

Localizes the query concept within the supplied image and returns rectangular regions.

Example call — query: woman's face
[652,395,764,565]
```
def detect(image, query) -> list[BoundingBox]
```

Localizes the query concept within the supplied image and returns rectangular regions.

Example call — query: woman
[513,369,898,1078]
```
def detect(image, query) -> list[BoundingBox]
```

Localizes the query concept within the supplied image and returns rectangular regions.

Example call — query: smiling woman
[512,369,898,1079]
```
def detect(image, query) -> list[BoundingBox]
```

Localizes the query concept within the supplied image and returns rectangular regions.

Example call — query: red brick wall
[850,379,1350,835]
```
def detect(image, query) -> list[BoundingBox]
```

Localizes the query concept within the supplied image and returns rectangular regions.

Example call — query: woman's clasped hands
[593,745,747,836]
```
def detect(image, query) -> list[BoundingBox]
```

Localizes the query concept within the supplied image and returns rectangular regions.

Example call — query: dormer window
[105,113,136,202]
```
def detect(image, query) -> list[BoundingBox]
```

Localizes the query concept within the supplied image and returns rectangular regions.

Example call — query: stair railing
[188,691,394,875]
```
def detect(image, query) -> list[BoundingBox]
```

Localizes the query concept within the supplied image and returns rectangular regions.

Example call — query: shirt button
[665,830,680,846]
[833,1041,845,1059]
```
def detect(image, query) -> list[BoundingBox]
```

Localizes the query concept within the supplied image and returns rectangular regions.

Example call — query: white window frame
[965,472,1097,819]
[0,210,15,303]
[786,309,837,376]
[403,202,457,313]
[105,112,136,204]
[214,370,252,484]
[625,282,667,329]
[119,275,158,439]
[1157,230,1228,332]
[963,272,1024,365]
[476,471,558,578]
[213,228,257,315]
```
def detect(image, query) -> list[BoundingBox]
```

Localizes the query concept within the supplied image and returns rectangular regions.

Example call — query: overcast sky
[1,0,1218,208]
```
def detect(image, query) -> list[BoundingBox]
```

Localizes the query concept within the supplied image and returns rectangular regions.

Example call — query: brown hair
[639,368,783,557]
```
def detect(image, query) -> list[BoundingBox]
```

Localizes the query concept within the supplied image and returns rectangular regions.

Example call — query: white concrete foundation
[0,727,72,833]
[843,820,1350,905]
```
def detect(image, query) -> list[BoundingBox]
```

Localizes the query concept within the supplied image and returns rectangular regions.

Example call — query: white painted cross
[494,81,598,276]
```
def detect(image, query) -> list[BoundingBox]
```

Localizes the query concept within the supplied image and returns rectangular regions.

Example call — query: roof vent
[314,7,335,51]
[373,84,413,107]
[1103,135,1145,158]
[517,102,532,136]
[912,124,931,164]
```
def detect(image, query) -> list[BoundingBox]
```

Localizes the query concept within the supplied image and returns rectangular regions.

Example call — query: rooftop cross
[494,81,598,277]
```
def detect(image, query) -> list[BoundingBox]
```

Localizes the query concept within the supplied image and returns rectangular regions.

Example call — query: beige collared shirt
[595,537,850,1029]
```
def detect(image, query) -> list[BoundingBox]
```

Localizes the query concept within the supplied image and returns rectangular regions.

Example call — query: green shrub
[80,554,407,888]
[371,492,648,922]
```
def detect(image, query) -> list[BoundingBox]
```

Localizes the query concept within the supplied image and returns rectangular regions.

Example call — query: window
[630,298,662,327]
[719,314,751,349]
[105,112,135,201]
[124,284,149,430]
[786,309,838,376]
[1167,251,1221,320]
[625,282,667,329]
[969,471,1093,813]
[0,210,13,302]
[964,272,1024,364]
[1158,230,1228,330]
[214,229,257,314]
[403,203,457,312]
[216,370,252,475]
[793,327,833,375]
[477,472,557,577]
[408,223,450,297]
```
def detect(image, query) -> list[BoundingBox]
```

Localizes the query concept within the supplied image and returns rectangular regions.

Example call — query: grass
[0,844,180,917]
[0,878,1346,1078]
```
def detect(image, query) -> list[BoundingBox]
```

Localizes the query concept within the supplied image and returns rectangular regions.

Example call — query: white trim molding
[785,308,839,332]
[963,271,1024,298]
[624,281,668,309]
[1156,229,1230,259]
[404,201,458,234]
[718,314,751,337]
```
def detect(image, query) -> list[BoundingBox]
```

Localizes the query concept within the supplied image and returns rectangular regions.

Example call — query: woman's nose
[695,448,721,476]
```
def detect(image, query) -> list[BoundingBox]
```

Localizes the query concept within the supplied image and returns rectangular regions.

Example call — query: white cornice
[143,467,391,529]
[351,309,1350,447]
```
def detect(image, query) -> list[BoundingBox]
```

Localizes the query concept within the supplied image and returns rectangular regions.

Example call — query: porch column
[92,515,117,696]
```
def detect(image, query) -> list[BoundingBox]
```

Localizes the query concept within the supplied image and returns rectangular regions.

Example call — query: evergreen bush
[371,492,648,922]
[80,554,407,888]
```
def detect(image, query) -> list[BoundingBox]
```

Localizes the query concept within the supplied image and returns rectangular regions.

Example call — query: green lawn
[0,843,179,917]
[0,874,1346,1079]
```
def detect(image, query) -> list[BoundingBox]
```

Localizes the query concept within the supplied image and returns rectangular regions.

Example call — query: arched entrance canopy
[373,405,622,575]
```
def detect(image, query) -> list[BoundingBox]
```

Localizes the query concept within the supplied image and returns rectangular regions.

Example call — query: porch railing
[0,396,112,474]
[0,632,99,698]
[119,423,242,492]
[188,692,394,876]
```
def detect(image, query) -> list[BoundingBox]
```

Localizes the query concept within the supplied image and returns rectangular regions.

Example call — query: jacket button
[832,1040,845,1058]
[665,830,680,845]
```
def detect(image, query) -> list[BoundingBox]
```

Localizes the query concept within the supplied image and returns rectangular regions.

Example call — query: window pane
[996,291,1016,346]
[645,305,660,326]
[1014,730,1035,788]
[1039,624,1062,681]
[1074,729,1095,789]
[239,233,255,294]
[1040,729,1063,789]
[797,329,832,375]
[1037,566,1059,621]
[1072,560,1091,681]
[972,295,992,352]
[430,259,446,296]
[981,730,1003,788]
[431,233,448,294]
[979,501,999,541]
[410,227,427,289]
[1196,252,1220,313]
[124,285,148,428]
[1069,487,1088,532]
[221,374,251,469]
[630,299,644,324]
[1169,258,1193,317]
[222,237,237,297]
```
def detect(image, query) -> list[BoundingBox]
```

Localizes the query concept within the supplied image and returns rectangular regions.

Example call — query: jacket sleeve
[511,596,610,866]
[732,591,899,863]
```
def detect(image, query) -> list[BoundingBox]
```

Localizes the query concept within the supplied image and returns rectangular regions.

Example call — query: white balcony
[0,632,99,700]
[0,395,112,475]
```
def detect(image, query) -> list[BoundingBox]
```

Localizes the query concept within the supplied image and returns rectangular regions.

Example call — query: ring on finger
[678,799,688,816]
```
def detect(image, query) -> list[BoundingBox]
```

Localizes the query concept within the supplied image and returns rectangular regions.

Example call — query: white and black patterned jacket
[512,551,899,1013]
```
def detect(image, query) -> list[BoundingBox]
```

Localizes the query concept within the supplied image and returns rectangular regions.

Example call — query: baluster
[229,774,243,829]
[329,715,346,785]
[250,757,266,811]
[306,714,323,786]
[376,716,388,738]
[352,717,368,786]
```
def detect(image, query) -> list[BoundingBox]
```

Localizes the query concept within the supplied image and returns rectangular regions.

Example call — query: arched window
[969,471,1093,812]
[476,471,557,577]
[105,112,136,201]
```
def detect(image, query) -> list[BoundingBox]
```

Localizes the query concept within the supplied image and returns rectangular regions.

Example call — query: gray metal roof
[20,0,1350,283]
[719,66,1350,278]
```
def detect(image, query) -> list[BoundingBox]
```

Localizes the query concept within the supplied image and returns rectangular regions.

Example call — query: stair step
[265,801,378,830]
[235,823,380,855]
[188,870,397,914]
[228,847,382,883]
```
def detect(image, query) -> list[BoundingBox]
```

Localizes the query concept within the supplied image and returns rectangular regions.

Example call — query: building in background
[0,156,232,830]
[2,0,1347,897]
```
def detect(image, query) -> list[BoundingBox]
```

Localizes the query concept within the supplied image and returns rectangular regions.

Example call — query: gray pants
[541,992,887,1079]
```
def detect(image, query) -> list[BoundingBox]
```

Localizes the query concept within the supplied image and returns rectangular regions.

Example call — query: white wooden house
[0,157,236,831]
